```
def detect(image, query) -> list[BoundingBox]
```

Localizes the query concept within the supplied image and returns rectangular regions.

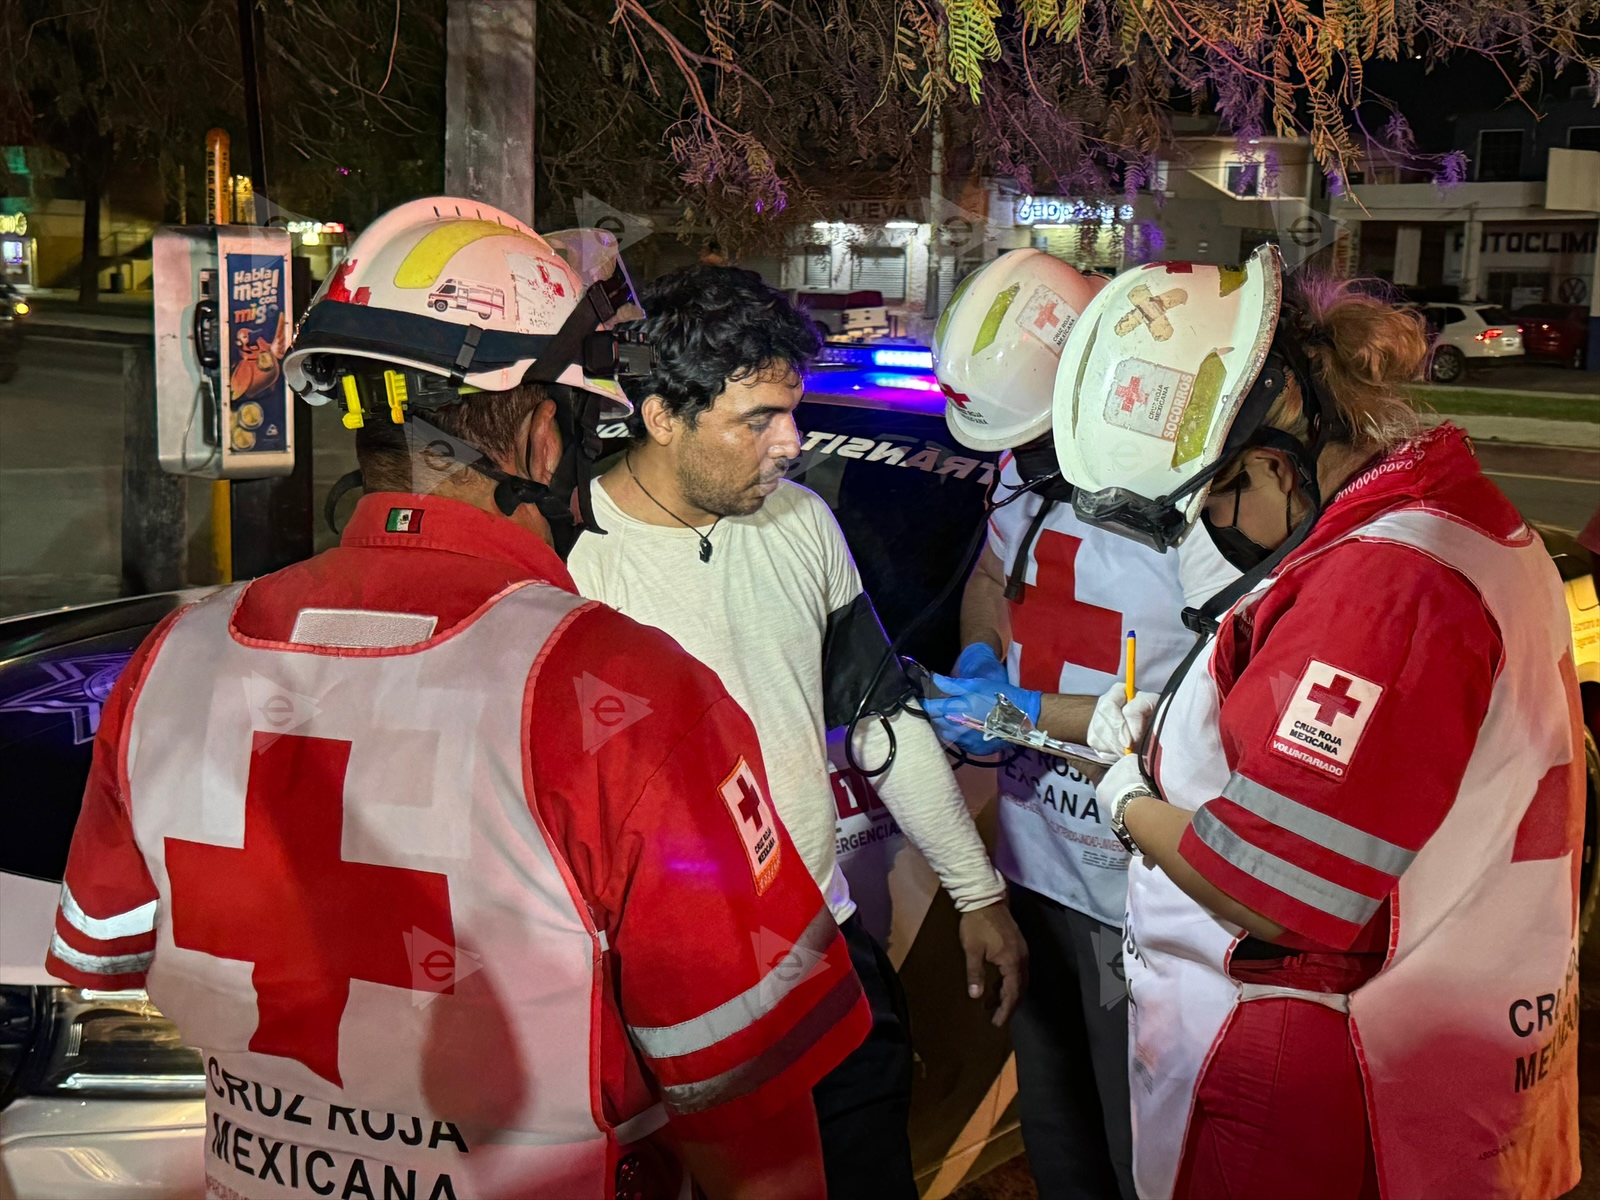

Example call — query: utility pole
[235,0,269,227]
[121,342,187,596]
[229,0,313,580]
[923,113,945,320]
[445,0,538,224]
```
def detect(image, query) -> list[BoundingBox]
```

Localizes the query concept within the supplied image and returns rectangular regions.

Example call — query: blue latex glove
[923,654,1042,756]
[952,641,1010,683]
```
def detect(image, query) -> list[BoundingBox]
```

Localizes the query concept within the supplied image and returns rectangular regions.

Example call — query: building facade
[1330,94,1600,367]
[774,127,1327,337]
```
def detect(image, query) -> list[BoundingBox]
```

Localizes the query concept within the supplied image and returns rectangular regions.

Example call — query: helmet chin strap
[498,479,583,559]
[320,386,608,560]
[1010,437,1076,505]
[1176,315,1346,638]
[469,389,605,560]
[999,435,1077,603]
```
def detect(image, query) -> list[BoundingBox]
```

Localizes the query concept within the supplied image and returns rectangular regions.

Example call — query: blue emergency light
[870,348,935,370]
[815,344,934,371]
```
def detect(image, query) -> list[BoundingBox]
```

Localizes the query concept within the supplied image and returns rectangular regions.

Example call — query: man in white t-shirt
[569,265,1027,1200]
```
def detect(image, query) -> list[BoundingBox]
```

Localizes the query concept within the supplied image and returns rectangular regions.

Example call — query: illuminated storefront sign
[1014,196,1135,227]
[0,213,27,236]
[286,220,346,246]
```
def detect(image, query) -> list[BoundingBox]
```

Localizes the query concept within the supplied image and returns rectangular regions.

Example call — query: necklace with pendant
[626,453,721,562]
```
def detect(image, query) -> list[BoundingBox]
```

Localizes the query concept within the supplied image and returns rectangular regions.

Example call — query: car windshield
[1479,307,1518,325]
[1515,304,1575,319]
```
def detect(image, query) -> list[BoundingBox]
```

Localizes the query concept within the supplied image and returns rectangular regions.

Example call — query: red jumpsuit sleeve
[45,613,179,989]
[527,605,869,1141]
[611,694,870,1139]
[1176,542,1503,950]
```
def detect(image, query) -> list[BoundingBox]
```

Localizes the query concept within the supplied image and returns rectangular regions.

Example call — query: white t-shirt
[570,476,1004,922]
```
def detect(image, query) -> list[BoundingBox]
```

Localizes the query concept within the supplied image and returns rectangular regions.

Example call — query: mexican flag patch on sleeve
[386,507,423,533]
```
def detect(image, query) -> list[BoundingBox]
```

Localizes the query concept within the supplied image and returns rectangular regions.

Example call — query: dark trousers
[812,912,918,1200]
[1009,883,1136,1200]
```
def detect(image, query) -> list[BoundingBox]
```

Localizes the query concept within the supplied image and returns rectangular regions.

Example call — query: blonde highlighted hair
[1262,275,1430,453]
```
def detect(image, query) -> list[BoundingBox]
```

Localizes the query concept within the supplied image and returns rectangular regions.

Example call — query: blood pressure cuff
[821,593,913,730]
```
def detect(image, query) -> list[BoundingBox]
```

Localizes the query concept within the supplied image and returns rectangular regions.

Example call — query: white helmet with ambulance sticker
[1050,245,1283,549]
[932,249,1107,451]
[284,197,634,411]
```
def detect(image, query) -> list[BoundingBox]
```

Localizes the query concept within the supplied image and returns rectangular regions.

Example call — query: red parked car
[1514,303,1589,369]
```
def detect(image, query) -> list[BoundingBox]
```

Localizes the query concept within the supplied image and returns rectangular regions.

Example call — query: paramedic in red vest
[44,201,869,1200]
[922,251,1237,1200]
[1052,246,1585,1200]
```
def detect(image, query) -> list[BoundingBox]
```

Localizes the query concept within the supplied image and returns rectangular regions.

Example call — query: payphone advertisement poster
[221,247,290,455]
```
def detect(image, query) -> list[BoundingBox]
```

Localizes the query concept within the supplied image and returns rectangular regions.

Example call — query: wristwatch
[1110,786,1158,856]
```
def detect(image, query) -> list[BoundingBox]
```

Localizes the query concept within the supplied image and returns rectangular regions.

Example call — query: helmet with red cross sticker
[1050,246,1285,552]
[932,249,1107,452]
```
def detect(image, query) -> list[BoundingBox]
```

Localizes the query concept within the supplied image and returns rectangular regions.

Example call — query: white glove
[1098,752,1156,813]
[1087,683,1161,756]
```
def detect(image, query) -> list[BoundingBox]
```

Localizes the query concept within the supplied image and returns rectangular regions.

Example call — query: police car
[3,367,1596,1198]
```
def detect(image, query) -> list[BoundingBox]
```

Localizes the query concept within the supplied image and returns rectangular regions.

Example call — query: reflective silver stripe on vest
[629,906,837,1059]
[1192,808,1381,926]
[60,884,158,940]
[657,969,863,1115]
[1222,774,1417,877]
[48,934,154,976]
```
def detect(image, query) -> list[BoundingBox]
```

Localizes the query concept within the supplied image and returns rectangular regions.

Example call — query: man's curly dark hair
[623,265,822,434]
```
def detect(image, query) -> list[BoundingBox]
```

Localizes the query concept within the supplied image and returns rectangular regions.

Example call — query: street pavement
[1475,440,1600,532]
[1449,361,1600,396]
[0,336,358,617]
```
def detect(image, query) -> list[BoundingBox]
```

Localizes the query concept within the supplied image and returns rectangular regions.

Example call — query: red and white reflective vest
[1127,508,1583,1200]
[128,582,617,1200]
[986,454,1196,927]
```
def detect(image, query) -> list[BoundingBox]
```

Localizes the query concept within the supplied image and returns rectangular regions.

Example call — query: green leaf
[942,0,1002,102]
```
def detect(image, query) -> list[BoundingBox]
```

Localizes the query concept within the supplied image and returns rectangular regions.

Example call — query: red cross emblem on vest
[1009,530,1123,688]
[165,733,455,1087]
[1115,376,1146,414]
[1033,300,1061,330]
[1307,674,1362,725]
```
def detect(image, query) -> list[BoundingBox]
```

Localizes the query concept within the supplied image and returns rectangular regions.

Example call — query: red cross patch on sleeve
[719,757,782,895]
[1270,659,1384,779]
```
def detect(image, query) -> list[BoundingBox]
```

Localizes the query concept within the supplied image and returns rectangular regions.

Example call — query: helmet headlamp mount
[581,325,656,381]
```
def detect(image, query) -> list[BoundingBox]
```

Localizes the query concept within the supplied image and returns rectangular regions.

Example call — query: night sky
[1363,55,1592,152]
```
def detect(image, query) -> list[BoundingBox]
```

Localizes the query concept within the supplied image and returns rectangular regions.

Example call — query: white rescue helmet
[932,249,1107,451]
[284,197,635,413]
[1050,245,1285,551]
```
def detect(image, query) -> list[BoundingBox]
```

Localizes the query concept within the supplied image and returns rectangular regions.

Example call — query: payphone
[152,225,296,479]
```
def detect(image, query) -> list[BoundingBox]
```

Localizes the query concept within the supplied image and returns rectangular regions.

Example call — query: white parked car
[0,593,207,1200]
[1417,303,1525,383]
[1,880,206,1200]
